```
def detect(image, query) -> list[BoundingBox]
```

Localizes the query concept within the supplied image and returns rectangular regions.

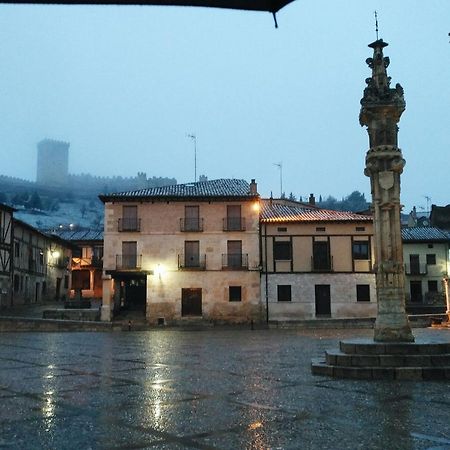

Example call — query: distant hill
[0,172,177,229]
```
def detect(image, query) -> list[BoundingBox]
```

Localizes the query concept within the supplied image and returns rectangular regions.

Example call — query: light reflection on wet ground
[0,328,449,449]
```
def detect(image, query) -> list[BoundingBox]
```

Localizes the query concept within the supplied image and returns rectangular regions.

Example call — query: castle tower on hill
[360,39,414,342]
[36,139,69,187]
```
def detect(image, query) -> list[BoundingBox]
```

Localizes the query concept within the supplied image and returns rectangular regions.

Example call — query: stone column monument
[359,39,414,342]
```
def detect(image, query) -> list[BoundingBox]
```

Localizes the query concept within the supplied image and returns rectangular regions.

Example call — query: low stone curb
[0,316,120,332]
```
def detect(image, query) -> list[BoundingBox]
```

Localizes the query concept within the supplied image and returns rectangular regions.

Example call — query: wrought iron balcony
[116,254,142,270]
[180,218,204,232]
[222,253,248,270]
[178,254,206,270]
[311,256,333,272]
[405,263,427,276]
[118,217,141,232]
[223,217,246,231]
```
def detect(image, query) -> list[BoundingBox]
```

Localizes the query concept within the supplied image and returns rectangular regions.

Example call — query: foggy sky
[0,0,449,213]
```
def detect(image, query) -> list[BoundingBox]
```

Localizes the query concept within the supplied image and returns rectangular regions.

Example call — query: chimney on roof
[309,193,316,206]
[250,179,258,195]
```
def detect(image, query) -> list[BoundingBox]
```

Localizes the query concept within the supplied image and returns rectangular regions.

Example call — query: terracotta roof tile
[99,178,257,201]
[260,200,372,223]
[401,227,450,242]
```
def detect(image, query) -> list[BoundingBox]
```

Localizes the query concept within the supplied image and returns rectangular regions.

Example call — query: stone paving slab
[0,328,449,449]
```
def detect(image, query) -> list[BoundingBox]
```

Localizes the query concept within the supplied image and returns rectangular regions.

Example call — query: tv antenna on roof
[186,133,197,182]
[273,162,283,198]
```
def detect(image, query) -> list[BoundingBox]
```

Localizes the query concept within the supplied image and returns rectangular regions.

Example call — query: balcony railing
[116,254,142,270]
[311,255,333,272]
[223,217,246,232]
[118,217,141,232]
[222,253,248,270]
[178,254,206,270]
[405,263,427,275]
[180,218,204,232]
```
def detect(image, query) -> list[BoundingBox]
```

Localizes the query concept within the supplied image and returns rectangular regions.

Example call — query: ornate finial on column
[360,39,414,342]
[374,11,379,40]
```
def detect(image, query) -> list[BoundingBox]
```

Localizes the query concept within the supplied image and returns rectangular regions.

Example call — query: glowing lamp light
[51,250,60,259]
[154,264,165,277]
[252,201,260,212]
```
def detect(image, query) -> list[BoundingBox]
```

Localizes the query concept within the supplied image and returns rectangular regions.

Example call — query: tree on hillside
[318,191,369,212]
[28,191,43,210]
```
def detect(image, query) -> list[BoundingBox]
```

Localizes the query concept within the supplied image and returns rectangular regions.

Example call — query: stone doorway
[315,284,331,316]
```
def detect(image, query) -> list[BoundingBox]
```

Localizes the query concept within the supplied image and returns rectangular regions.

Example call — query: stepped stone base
[311,337,450,380]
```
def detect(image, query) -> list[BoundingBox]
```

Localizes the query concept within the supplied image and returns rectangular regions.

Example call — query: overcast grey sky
[0,0,448,212]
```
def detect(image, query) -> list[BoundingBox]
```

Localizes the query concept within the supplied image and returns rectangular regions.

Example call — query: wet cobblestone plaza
[1,328,449,449]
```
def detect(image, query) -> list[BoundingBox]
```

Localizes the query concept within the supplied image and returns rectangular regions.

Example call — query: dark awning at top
[0,0,296,13]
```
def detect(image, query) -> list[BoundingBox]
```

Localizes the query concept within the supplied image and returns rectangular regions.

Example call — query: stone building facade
[100,179,261,324]
[49,229,104,301]
[260,199,376,320]
[12,219,72,305]
[401,227,450,313]
[0,203,14,308]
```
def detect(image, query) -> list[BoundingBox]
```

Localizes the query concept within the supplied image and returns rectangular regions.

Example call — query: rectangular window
[313,241,331,270]
[410,281,423,303]
[355,226,366,232]
[227,240,243,268]
[316,227,326,232]
[428,280,438,292]
[14,274,20,293]
[120,205,139,231]
[93,246,104,262]
[353,241,369,260]
[274,241,292,260]
[277,285,292,302]
[229,286,242,302]
[184,206,201,231]
[225,205,243,231]
[356,284,370,302]
[277,227,287,232]
[121,241,137,269]
[426,254,436,265]
[184,241,200,267]
[14,242,20,258]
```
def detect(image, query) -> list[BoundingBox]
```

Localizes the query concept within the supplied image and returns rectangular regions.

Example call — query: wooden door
[181,288,202,316]
[315,284,331,316]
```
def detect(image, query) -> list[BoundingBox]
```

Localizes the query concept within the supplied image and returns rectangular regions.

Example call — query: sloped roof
[260,200,372,223]
[49,229,104,242]
[430,204,450,230]
[99,178,258,202]
[401,227,450,243]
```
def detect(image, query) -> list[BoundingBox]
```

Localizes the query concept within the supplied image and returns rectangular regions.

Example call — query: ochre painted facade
[261,204,377,320]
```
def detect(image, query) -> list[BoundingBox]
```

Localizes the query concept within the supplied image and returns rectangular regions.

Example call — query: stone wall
[263,273,377,321]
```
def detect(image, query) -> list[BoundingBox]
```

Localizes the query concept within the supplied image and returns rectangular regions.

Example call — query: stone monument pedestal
[311,337,450,380]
